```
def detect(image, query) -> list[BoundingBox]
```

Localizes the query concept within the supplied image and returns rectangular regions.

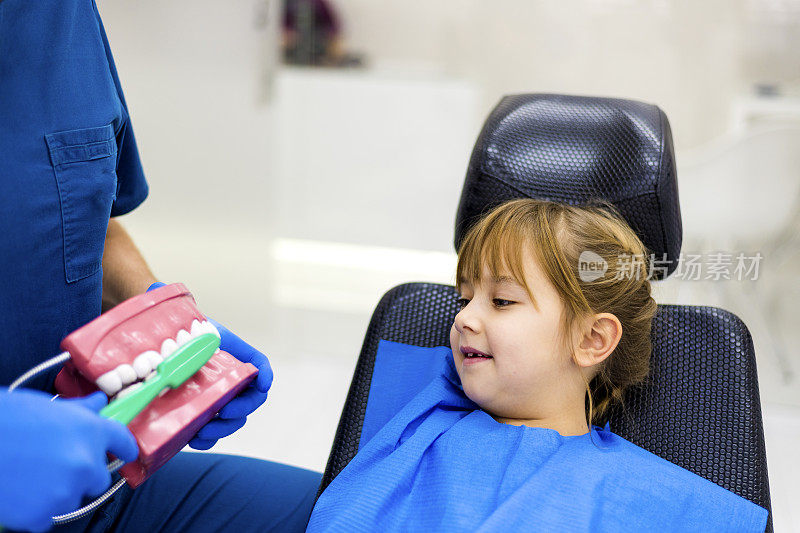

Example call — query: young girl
[306,199,768,532]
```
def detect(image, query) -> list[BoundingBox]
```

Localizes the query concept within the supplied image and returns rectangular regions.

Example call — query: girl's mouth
[463,355,492,366]
[461,345,493,365]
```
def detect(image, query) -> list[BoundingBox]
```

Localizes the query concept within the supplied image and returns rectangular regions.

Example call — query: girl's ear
[574,313,622,369]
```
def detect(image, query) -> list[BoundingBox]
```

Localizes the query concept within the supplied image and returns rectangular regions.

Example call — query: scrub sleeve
[0,1,321,531]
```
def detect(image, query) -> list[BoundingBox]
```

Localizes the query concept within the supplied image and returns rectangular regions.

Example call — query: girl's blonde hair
[456,198,657,426]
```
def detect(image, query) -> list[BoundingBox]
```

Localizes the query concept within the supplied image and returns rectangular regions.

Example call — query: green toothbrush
[99,333,220,425]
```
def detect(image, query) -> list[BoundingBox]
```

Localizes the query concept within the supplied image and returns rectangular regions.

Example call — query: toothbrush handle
[99,377,164,425]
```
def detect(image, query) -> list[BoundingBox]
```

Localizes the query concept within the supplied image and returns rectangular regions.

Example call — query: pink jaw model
[54,283,258,488]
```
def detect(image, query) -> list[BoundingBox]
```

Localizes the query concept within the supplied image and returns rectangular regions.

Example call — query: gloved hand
[0,387,138,532]
[147,282,273,450]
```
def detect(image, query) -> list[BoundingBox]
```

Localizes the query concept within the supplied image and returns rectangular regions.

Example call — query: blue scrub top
[0,0,149,389]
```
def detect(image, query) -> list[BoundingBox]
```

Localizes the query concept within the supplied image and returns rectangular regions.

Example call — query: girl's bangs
[456,210,532,299]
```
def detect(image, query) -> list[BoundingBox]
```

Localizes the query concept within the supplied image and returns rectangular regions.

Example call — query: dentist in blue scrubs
[0,1,322,531]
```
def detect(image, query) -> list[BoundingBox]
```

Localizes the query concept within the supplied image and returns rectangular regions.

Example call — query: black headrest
[454,94,682,279]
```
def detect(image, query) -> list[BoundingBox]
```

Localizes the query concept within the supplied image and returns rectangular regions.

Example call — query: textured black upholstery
[317,94,772,529]
[455,94,681,279]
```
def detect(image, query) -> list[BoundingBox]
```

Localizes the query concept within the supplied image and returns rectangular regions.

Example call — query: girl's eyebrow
[459,275,522,289]
[493,276,531,295]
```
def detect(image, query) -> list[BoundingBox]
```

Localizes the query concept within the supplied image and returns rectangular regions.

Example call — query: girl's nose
[454,302,481,334]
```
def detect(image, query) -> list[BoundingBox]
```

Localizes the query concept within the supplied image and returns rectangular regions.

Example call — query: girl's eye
[493,299,514,307]
[456,298,470,309]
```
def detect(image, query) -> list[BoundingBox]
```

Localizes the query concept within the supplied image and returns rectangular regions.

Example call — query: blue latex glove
[0,388,138,532]
[147,282,273,450]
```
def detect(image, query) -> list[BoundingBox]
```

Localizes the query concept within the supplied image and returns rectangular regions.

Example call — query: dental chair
[316,94,773,531]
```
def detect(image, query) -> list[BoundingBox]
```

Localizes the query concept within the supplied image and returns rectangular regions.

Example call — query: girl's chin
[462,384,494,408]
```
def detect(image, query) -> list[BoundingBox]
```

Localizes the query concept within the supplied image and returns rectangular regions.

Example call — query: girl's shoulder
[581,429,768,529]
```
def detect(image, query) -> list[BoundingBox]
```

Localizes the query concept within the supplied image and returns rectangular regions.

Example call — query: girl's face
[449,254,581,423]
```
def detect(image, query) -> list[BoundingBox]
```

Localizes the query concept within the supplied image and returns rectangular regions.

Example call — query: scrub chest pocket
[46,124,118,283]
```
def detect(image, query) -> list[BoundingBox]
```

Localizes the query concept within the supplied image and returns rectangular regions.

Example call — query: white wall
[333,0,800,149]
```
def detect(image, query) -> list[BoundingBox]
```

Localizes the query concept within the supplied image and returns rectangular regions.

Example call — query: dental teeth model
[96,320,221,397]
[53,283,258,488]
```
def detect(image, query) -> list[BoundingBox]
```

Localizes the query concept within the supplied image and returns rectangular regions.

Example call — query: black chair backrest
[318,94,772,530]
[456,94,682,279]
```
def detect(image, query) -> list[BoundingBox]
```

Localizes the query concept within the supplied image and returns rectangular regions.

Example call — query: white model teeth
[117,364,137,386]
[97,370,123,396]
[205,321,220,338]
[143,350,163,368]
[115,381,142,401]
[133,351,157,379]
[176,329,191,347]
[161,338,178,359]
[94,320,221,396]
